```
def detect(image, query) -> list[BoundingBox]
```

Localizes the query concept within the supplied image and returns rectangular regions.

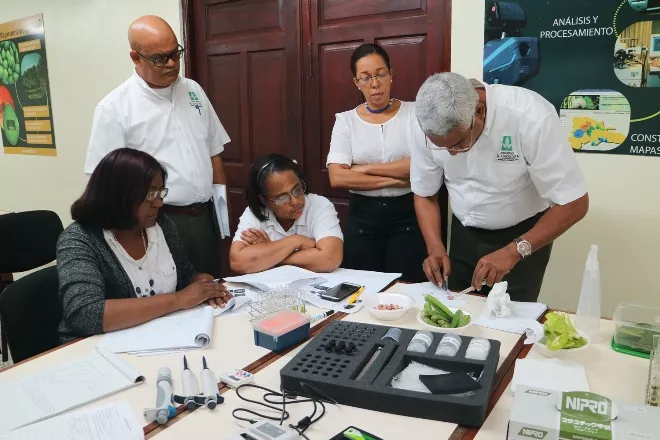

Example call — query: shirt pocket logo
[496,135,521,163]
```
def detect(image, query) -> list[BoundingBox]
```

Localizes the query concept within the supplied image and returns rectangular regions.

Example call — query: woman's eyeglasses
[356,71,391,86]
[146,188,169,202]
[136,44,185,67]
[264,182,306,206]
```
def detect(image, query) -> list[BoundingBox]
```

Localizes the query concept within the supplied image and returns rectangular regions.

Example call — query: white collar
[263,195,309,232]
[131,70,180,97]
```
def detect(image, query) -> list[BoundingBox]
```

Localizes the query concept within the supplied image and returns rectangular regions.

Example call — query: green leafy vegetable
[544,312,588,351]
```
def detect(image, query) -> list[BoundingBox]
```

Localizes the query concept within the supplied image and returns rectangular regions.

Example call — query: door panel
[189,0,302,274]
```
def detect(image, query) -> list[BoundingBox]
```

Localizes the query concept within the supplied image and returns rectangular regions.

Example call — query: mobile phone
[320,282,361,302]
[329,426,383,440]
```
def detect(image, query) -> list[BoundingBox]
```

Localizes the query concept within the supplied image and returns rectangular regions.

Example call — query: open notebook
[0,401,144,440]
[97,305,219,355]
[0,348,143,434]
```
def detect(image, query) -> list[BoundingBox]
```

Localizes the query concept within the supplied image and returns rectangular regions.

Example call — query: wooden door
[301,0,451,236]
[185,0,303,274]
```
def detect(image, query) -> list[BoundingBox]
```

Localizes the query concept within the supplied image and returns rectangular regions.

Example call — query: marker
[310,310,335,323]
[347,286,365,304]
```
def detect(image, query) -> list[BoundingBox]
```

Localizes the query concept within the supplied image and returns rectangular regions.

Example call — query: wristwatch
[513,237,532,259]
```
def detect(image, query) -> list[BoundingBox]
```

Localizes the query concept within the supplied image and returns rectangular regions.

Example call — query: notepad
[97,305,215,354]
[0,348,144,434]
[224,265,318,290]
[0,401,144,440]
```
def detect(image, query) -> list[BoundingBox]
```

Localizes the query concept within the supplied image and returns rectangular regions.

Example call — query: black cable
[232,383,328,437]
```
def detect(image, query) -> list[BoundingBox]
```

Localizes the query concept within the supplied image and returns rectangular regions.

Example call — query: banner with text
[483,1,660,157]
[0,14,56,156]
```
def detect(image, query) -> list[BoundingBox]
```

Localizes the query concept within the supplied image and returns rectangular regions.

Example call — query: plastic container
[407,331,433,353]
[435,334,462,357]
[465,337,491,361]
[252,310,310,352]
[575,245,601,344]
[612,302,660,358]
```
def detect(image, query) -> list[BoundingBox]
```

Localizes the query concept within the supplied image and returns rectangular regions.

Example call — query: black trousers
[343,193,427,282]
[448,211,552,302]
[165,200,223,278]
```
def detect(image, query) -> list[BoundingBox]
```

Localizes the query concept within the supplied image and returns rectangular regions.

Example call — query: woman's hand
[241,228,271,245]
[192,273,215,283]
[175,280,230,310]
[295,235,317,251]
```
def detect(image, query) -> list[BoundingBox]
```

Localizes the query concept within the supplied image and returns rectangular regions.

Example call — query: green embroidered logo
[501,135,513,151]
[188,91,199,101]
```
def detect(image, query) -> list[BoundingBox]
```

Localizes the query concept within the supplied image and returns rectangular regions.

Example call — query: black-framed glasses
[146,188,169,201]
[264,182,306,206]
[136,44,184,67]
[356,71,391,86]
[425,117,475,153]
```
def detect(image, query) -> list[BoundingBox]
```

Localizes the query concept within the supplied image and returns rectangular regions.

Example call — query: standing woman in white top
[230,154,343,274]
[56,149,230,343]
[326,44,426,282]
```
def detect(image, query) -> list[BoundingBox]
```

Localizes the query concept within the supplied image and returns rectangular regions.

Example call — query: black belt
[162,200,212,217]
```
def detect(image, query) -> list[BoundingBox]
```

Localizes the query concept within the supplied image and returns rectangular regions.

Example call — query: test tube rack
[248,285,306,322]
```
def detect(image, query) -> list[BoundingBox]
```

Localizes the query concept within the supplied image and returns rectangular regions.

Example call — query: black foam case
[280,321,500,427]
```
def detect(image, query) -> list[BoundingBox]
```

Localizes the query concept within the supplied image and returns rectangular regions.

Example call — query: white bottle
[575,245,601,343]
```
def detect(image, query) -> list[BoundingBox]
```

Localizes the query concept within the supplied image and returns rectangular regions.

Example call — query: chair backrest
[0,266,62,362]
[0,210,64,273]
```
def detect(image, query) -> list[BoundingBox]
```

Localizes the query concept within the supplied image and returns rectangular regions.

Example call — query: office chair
[0,266,62,363]
[0,210,63,362]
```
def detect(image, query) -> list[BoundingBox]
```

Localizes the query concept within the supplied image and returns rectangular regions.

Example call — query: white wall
[452,0,660,316]
[0,0,181,225]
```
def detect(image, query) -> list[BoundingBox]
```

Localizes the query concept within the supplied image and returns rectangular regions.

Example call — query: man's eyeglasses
[356,71,391,86]
[136,44,185,67]
[264,182,306,206]
[425,117,475,153]
[146,188,169,202]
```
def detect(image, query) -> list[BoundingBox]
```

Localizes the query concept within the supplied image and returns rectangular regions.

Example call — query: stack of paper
[97,305,216,355]
[0,348,143,434]
[511,358,590,394]
[0,402,144,440]
[474,301,547,337]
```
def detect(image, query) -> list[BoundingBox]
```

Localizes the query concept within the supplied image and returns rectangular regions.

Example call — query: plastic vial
[407,331,433,353]
[435,334,462,357]
[465,338,490,361]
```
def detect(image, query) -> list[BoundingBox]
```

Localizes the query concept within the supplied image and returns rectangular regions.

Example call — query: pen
[208,279,245,294]
[347,286,365,304]
[310,310,335,323]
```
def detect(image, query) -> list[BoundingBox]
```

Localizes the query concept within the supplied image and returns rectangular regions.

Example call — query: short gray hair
[415,72,478,137]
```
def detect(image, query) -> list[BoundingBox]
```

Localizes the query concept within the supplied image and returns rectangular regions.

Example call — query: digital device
[320,282,362,302]
[628,0,660,14]
[219,369,255,388]
[330,426,384,440]
[228,420,298,440]
[651,34,660,58]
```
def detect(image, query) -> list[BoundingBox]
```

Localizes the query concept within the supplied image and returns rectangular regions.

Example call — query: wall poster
[0,14,56,156]
[483,1,660,157]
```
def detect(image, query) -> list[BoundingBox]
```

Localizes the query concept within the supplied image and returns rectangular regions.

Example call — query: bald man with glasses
[84,15,231,277]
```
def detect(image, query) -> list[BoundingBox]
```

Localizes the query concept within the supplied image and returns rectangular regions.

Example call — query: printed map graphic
[569,117,626,150]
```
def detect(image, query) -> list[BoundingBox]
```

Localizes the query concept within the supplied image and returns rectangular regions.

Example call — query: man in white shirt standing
[412,72,589,301]
[84,16,230,277]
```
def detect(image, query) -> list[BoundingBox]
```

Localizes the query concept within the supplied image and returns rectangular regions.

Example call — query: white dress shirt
[85,71,231,206]
[327,101,418,197]
[411,84,588,230]
[103,224,178,298]
[233,194,343,243]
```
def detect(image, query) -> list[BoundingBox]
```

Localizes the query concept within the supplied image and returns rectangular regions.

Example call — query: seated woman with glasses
[326,43,427,282]
[229,154,343,274]
[57,148,230,343]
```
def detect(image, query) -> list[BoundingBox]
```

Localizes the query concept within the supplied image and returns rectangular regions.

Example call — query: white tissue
[486,281,512,318]
[391,362,448,393]
[524,321,545,344]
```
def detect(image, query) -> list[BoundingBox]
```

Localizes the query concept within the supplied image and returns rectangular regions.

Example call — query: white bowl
[362,293,415,321]
[416,307,474,333]
[534,330,590,359]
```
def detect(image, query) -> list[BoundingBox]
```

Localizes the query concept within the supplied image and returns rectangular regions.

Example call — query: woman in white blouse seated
[326,43,426,282]
[229,154,343,274]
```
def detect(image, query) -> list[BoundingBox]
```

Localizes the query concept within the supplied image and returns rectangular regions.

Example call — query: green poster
[483,1,660,157]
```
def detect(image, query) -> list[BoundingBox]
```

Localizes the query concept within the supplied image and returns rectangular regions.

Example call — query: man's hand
[241,228,271,245]
[423,248,451,286]
[472,244,521,291]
